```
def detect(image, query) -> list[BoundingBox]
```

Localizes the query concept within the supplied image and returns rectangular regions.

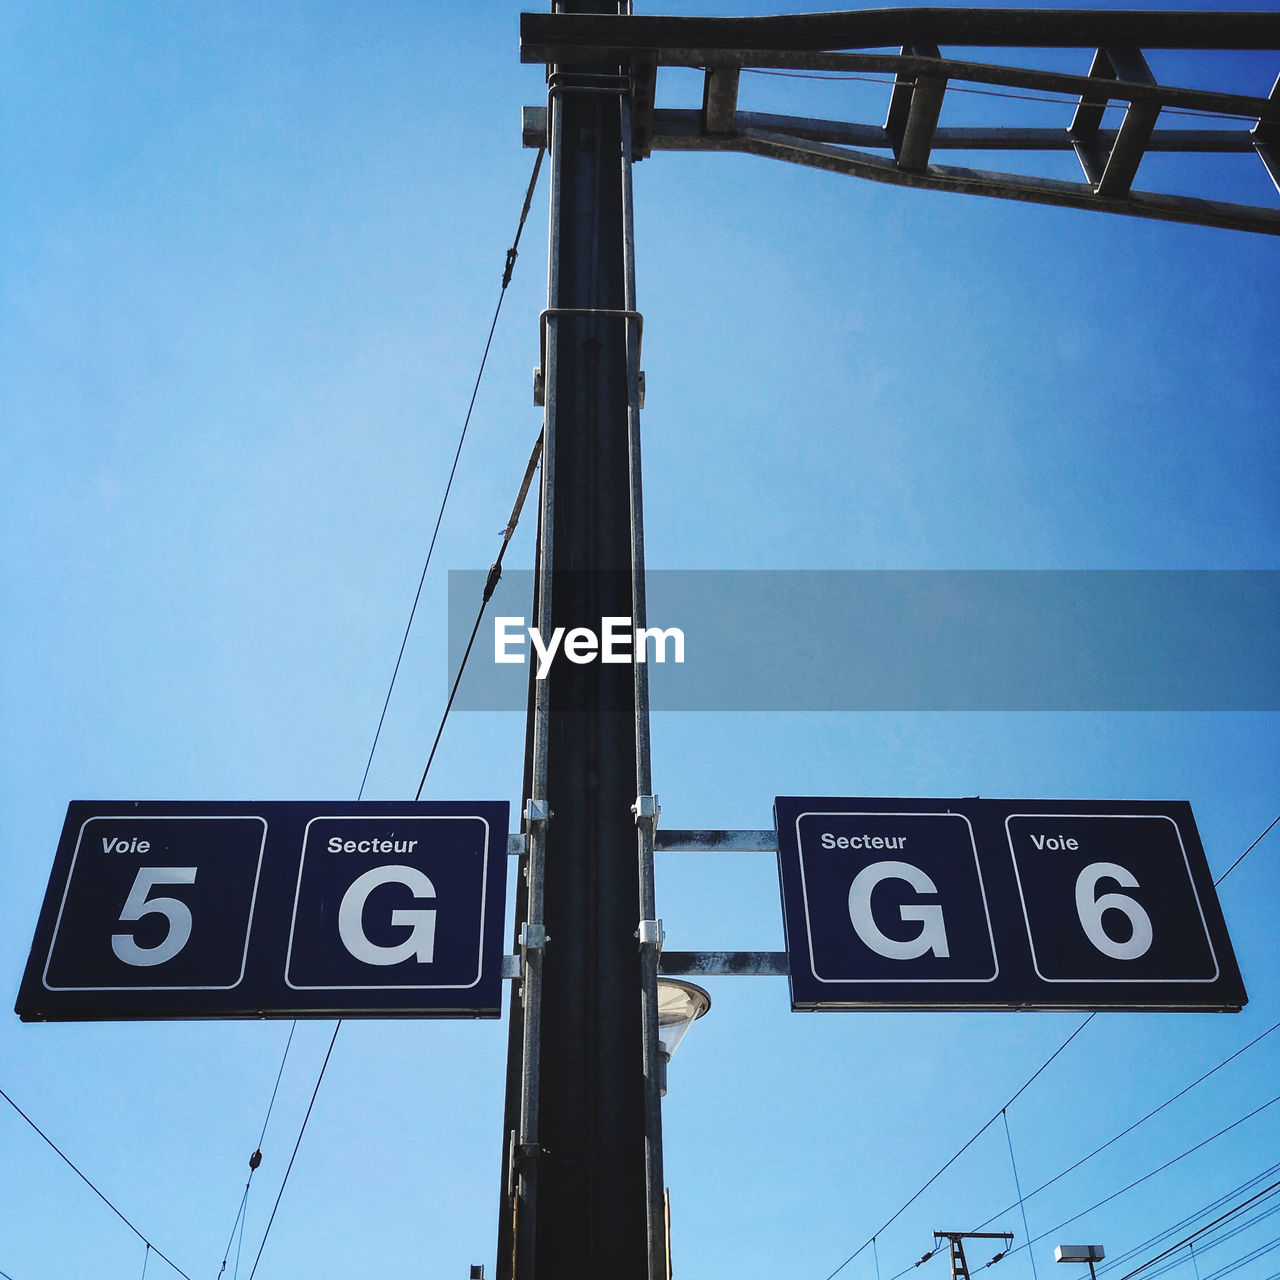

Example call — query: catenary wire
[1197,1234,1280,1280]
[1001,1111,1038,1280]
[246,1021,342,1280]
[994,1090,1280,1263]
[969,1018,1280,1233]
[825,810,1278,1280]
[215,1011,297,1276]
[886,1105,1280,1280]
[1130,1199,1280,1278]
[414,430,543,799]
[1119,1196,1280,1280]
[0,1085,193,1279]
[231,159,546,1276]
[1215,813,1279,885]
[356,146,545,802]
[821,1016,1095,1280]
[1099,1161,1280,1273]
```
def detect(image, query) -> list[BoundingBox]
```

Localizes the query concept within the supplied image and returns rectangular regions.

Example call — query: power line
[969,1019,1280,1233]
[228,157,549,1276]
[999,1089,1280,1262]
[1215,813,1280,886]
[0,1085,193,1279]
[1098,1160,1280,1275]
[255,1021,296,1150]
[1197,1234,1280,1280]
[415,430,542,799]
[246,1021,342,1280]
[1001,1111,1037,1280]
[822,1015,1095,1280]
[216,1022,297,1277]
[356,146,545,802]
[826,812,1279,1280]
[893,1101,1280,1280]
[1119,1196,1280,1280]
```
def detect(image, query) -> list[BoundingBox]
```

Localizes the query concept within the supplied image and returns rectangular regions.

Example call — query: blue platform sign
[16,800,509,1021]
[775,797,1245,1012]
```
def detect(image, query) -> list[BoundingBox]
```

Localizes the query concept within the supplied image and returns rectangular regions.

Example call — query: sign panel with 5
[16,800,509,1021]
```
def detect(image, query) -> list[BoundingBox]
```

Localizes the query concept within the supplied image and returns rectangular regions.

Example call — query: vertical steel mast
[497,3,664,1278]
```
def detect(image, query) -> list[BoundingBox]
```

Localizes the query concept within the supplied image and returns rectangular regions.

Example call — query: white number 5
[1075,862,1154,960]
[111,867,198,967]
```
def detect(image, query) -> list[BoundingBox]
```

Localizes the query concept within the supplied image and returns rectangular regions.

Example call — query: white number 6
[111,867,198,967]
[1075,862,1153,960]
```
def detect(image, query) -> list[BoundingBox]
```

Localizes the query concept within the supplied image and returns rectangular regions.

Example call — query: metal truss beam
[520,8,1280,234]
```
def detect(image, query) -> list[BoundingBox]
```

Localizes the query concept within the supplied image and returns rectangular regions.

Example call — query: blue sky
[2,3,1278,1280]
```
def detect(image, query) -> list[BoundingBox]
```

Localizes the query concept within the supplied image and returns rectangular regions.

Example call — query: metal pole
[498,4,651,1278]
[620,86,669,1280]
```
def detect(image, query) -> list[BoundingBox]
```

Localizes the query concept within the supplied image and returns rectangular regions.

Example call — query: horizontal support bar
[522,9,1280,58]
[658,110,1262,153]
[502,954,523,979]
[737,125,1280,234]
[659,951,789,976]
[525,105,1261,155]
[656,829,778,852]
[602,49,1275,121]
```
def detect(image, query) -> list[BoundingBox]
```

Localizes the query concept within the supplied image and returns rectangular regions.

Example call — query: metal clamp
[632,793,660,824]
[637,918,664,952]
[521,922,549,954]
[536,307,644,407]
[547,71,630,99]
[507,1132,547,1195]
[524,798,552,827]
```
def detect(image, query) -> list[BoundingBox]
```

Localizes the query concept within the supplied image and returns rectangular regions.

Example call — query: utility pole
[497,4,664,1280]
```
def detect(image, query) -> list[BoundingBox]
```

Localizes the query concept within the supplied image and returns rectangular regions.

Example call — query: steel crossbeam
[521,8,1280,234]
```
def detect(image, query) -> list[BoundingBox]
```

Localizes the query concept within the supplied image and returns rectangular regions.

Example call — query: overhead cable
[232,154,546,1276]
[826,812,1279,1280]
[246,1021,342,1280]
[357,146,545,801]
[414,429,542,799]
[1109,1182,1280,1280]
[969,1018,1280,1233]
[997,1089,1280,1262]
[0,1085,192,1279]
[1215,813,1280,885]
[215,1021,297,1277]
[1126,1203,1280,1280]
[821,1015,1095,1280]
[1099,1160,1280,1274]
[1001,1111,1038,1280]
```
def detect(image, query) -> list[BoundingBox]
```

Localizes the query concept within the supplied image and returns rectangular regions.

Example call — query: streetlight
[655,979,711,1096]
[1055,1244,1105,1280]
